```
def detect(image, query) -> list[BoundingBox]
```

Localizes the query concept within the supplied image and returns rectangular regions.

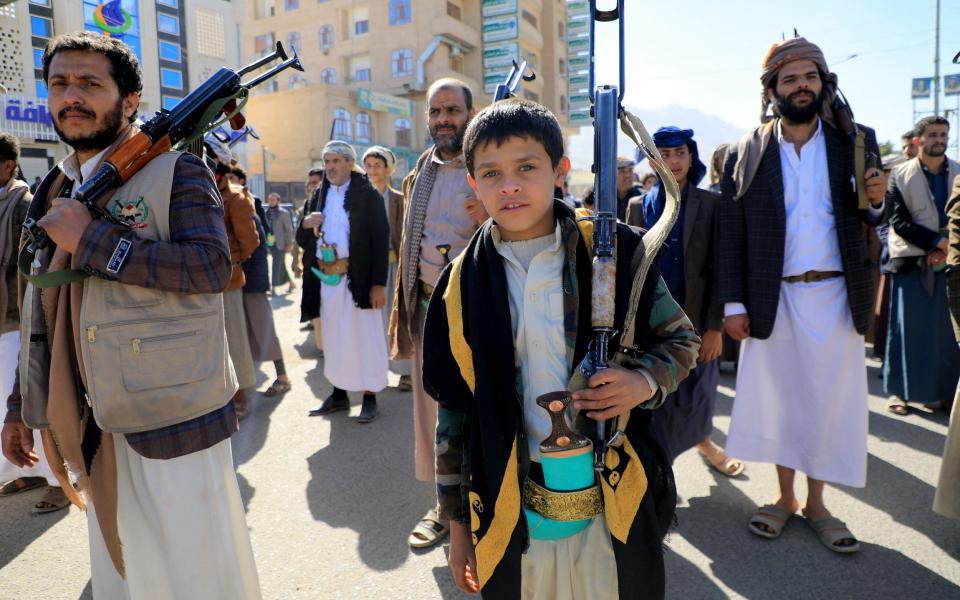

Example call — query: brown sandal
[33,486,70,514]
[887,396,908,416]
[264,379,292,397]
[0,477,46,497]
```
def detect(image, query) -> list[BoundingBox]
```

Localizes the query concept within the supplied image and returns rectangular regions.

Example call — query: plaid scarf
[400,149,439,312]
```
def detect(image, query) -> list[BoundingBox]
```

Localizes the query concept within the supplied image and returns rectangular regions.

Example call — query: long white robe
[319,181,388,393]
[725,120,869,488]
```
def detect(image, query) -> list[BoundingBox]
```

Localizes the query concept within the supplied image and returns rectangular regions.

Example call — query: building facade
[0,0,243,180]
[241,0,570,202]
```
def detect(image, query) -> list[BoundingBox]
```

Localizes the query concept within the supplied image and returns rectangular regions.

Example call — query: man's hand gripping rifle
[573,1,683,471]
[21,42,303,276]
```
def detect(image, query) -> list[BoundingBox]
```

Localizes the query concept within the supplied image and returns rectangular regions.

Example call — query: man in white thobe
[719,37,886,554]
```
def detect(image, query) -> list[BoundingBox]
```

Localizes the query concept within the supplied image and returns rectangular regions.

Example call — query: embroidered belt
[317,258,349,275]
[523,478,603,522]
[782,270,842,284]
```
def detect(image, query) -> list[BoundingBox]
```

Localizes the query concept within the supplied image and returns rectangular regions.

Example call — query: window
[286,31,301,53]
[522,51,538,70]
[560,95,567,114]
[353,6,369,36]
[391,48,413,79]
[28,0,51,6]
[157,13,180,35]
[395,118,411,148]
[157,0,178,7]
[558,58,566,79]
[355,20,369,35]
[447,2,461,20]
[255,0,276,19]
[355,68,370,82]
[521,9,537,28]
[162,95,183,111]
[161,68,183,90]
[159,40,182,63]
[288,74,307,89]
[333,108,352,140]
[32,48,44,70]
[30,15,53,38]
[355,112,371,143]
[320,68,337,84]
[255,33,276,56]
[319,25,334,50]
[284,0,299,10]
[389,0,410,26]
[558,22,565,40]
[35,80,47,99]
[350,55,371,82]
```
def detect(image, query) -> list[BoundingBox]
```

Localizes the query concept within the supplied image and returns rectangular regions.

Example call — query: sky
[578,0,960,161]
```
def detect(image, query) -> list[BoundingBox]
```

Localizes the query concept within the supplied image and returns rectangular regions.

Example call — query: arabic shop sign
[1,95,58,142]
[356,89,414,118]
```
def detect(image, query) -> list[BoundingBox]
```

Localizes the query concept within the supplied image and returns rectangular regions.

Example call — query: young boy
[422,100,700,599]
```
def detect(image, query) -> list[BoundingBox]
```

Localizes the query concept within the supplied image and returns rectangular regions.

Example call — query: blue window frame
[162,95,182,111]
[157,0,178,7]
[389,0,410,25]
[30,15,53,38]
[35,80,48,99]
[158,40,181,62]
[355,20,369,35]
[284,0,299,9]
[160,68,183,90]
[355,68,370,82]
[158,13,180,35]
[33,48,44,70]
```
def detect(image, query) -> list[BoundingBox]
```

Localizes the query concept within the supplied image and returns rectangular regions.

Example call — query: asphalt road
[1,287,958,599]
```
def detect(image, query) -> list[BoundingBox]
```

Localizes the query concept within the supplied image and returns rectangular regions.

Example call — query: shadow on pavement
[0,488,70,569]
[232,364,285,511]
[305,386,436,571]
[673,475,959,599]
[869,410,947,457]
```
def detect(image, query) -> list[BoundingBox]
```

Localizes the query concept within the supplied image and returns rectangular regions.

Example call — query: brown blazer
[221,179,259,291]
[386,186,404,254]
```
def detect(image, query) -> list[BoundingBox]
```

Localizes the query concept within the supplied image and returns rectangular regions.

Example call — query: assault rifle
[493,60,536,102]
[21,42,303,280]
[577,0,682,471]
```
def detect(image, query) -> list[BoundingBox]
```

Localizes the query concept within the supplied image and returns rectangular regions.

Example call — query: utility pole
[934,0,941,115]
[262,145,270,186]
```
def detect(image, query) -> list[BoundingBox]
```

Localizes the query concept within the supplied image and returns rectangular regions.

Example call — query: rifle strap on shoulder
[854,130,868,210]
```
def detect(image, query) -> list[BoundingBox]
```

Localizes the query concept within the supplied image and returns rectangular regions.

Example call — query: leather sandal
[408,508,449,549]
[805,515,860,553]
[33,486,70,514]
[747,504,794,539]
[264,379,291,397]
[0,477,46,497]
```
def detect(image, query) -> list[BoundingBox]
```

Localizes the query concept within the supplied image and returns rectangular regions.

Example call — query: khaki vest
[888,157,960,259]
[77,151,237,433]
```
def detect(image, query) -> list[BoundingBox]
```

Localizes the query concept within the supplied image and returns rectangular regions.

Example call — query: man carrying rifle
[390,78,488,549]
[1,33,261,597]
[719,36,885,554]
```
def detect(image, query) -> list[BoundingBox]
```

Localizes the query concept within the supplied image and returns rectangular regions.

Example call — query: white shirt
[494,224,569,461]
[725,120,884,317]
[60,148,109,186]
[318,180,351,258]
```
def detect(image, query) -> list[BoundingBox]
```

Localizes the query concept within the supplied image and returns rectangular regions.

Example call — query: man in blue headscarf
[626,127,744,477]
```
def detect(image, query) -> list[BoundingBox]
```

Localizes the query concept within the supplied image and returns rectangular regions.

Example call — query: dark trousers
[270,246,290,287]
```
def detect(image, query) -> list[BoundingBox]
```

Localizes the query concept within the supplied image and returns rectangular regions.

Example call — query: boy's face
[467,135,569,242]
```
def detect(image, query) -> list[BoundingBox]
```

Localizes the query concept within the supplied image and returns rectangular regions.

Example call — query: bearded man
[719,37,885,554]
[390,78,488,549]
[1,33,260,597]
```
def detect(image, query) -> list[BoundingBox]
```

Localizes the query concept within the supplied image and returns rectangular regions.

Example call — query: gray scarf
[400,149,439,312]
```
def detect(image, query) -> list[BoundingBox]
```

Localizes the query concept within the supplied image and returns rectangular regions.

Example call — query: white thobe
[725,120,869,487]
[319,180,388,392]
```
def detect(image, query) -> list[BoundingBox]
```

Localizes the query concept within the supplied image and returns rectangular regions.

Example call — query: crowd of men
[0,29,958,600]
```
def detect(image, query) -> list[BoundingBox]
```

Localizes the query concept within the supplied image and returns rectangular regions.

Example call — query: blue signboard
[83,0,142,61]
[945,74,960,97]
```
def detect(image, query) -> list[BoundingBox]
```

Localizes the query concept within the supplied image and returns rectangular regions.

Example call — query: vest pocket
[105,280,164,308]
[119,317,216,392]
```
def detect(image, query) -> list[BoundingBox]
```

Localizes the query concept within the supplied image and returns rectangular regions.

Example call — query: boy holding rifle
[422,99,699,599]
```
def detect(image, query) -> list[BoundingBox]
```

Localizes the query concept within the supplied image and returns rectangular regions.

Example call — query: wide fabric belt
[317,258,349,275]
[782,270,843,284]
[388,249,397,264]
[523,478,603,523]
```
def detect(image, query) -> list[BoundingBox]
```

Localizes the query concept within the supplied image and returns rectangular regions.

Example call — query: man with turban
[718,37,886,553]
[628,127,743,477]
[299,140,390,423]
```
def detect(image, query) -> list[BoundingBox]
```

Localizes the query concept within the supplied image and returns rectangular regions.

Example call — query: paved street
[1,289,959,599]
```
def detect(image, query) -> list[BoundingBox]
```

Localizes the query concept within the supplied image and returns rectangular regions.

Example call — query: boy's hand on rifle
[448,520,480,595]
[573,363,654,420]
[37,197,93,254]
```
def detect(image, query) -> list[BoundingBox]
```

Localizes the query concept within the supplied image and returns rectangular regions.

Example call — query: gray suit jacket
[625,185,722,333]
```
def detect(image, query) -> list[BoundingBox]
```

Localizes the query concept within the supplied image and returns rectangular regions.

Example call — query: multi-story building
[241,0,570,202]
[0,0,243,180]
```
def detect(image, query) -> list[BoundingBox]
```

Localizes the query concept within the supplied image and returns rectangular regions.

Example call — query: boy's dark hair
[0,132,20,163]
[901,129,916,143]
[42,32,142,123]
[231,165,248,182]
[914,115,950,137]
[307,167,324,178]
[462,99,564,176]
[581,187,595,207]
